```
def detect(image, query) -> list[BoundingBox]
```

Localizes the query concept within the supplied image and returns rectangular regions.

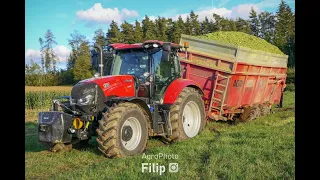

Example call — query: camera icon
[168,163,179,173]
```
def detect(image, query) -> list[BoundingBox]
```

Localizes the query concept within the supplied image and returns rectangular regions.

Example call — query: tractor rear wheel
[168,87,206,142]
[239,105,260,122]
[96,102,148,158]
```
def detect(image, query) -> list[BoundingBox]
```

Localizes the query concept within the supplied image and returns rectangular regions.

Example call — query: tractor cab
[99,41,182,103]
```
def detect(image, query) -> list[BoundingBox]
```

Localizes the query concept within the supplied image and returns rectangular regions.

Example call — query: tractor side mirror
[161,43,171,62]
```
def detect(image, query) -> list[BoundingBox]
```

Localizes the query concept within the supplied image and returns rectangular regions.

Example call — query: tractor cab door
[151,48,180,102]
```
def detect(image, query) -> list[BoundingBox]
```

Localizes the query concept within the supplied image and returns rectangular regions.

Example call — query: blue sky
[26,0,295,69]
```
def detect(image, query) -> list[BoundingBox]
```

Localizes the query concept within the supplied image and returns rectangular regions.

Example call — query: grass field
[25,91,295,180]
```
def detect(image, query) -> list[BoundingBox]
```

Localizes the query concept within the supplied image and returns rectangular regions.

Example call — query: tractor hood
[77,75,136,98]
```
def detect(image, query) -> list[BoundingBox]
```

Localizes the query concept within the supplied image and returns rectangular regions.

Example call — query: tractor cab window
[152,49,175,100]
[152,49,174,82]
[111,49,149,83]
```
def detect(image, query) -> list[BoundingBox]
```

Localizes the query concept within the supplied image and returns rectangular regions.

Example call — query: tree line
[25,0,294,86]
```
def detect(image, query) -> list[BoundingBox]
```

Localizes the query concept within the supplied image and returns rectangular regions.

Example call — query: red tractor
[38,40,206,158]
[38,35,288,158]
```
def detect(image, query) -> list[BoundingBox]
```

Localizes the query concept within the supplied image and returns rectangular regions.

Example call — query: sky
[25,0,295,70]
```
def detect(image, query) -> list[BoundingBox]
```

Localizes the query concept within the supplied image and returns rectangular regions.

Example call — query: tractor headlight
[78,94,93,105]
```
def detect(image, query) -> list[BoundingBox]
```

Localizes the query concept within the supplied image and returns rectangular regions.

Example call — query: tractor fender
[108,97,152,136]
[162,78,204,105]
[108,97,152,123]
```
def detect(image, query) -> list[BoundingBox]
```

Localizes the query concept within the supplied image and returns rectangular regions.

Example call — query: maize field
[25,86,72,109]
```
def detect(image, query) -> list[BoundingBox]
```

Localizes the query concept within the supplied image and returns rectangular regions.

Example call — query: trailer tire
[168,87,206,142]
[259,104,271,116]
[96,102,148,158]
[240,105,260,122]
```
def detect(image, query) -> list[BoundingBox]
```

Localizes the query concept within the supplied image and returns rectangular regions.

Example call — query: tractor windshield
[111,49,149,82]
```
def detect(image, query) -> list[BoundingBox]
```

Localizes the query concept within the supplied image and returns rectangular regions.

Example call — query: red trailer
[177,34,288,121]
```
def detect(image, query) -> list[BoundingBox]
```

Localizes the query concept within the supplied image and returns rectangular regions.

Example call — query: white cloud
[148,1,268,23]
[53,45,71,62]
[197,7,233,20]
[171,7,232,22]
[25,45,71,64]
[231,4,261,19]
[76,3,139,24]
[25,49,41,63]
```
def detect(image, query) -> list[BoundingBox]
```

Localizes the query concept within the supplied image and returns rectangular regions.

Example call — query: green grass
[25,91,295,180]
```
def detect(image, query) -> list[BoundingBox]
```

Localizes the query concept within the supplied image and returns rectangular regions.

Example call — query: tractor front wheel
[96,102,148,158]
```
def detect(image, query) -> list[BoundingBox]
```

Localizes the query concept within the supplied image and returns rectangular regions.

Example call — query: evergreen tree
[274,0,295,67]
[142,15,156,40]
[73,41,93,81]
[134,20,143,43]
[184,16,191,35]
[166,18,174,42]
[93,28,106,47]
[121,21,135,43]
[236,18,251,34]
[177,15,185,35]
[274,0,295,49]
[106,20,122,43]
[155,16,168,41]
[208,19,215,32]
[201,16,211,34]
[258,12,276,43]
[212,13,223,31]
[67,30,86,69]
[228,19,237,31]
[249,8,260,36]
[166,18,181,43]
[189,11,201,35]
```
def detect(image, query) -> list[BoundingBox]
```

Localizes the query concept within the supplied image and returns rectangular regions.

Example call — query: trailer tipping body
[178,34,288,120]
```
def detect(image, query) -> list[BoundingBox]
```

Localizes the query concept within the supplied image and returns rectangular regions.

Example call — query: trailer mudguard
[162,78,204,104]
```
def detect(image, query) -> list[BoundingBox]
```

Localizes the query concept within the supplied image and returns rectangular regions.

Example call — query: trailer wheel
[240,105,260,122]
[169,87,206,142]
[259,104,271,116]
[96,102,148,158]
